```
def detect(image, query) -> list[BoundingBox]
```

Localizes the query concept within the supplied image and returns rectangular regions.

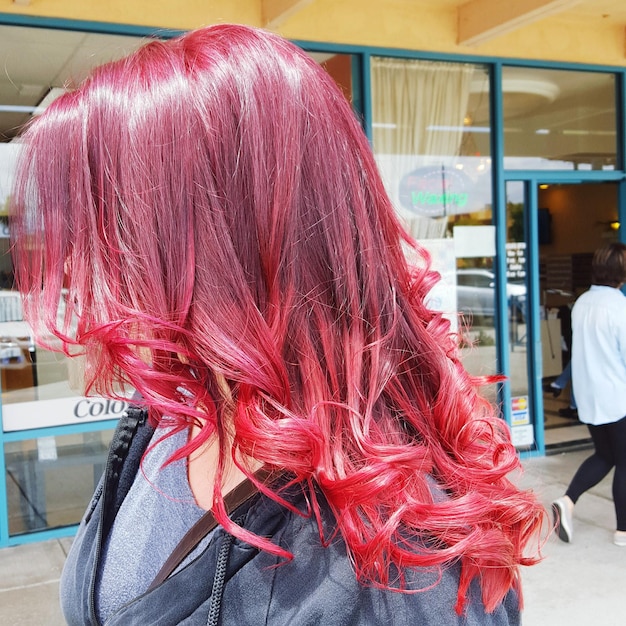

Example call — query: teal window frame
[0,12,624,544]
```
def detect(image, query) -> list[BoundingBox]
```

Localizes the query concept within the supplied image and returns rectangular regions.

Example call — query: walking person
[543,304,578,419]
[544,360,578,419]
[552,242,626,547]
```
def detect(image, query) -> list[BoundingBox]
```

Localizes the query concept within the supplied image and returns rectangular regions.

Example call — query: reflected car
[456,269,526,320]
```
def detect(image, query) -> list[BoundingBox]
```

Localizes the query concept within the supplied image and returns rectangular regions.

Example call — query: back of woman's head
[13,24,417,402]
[11,24,543,615]
[592,242,626,287]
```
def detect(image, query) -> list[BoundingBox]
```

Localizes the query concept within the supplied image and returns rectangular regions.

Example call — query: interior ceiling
[0,28,145,141]
[0,0,625,143]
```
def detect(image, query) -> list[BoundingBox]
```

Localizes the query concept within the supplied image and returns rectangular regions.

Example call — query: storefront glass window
[0,26,145,423]
[371,57,497,378]
[0,25,148,540]
[5,429,113,535]
[0,27,361,542]
[502,67,617,171]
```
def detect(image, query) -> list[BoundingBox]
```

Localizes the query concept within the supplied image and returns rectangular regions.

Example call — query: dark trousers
[566,415,626,531]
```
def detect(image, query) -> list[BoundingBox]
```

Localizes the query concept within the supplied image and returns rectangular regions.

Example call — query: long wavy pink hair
[11,24,543,614]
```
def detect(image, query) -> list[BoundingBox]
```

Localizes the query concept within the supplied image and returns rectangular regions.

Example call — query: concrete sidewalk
[519,449,625,626]
[0,535,71,625]
[0,448,624,625]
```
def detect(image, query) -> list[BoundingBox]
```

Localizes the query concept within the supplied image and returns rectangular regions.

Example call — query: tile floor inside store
[542,380,591,453]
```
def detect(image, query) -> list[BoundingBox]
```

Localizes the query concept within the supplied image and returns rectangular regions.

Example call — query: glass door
[538,181,620,451]
[505,181,540,452]
[505,179,625,455]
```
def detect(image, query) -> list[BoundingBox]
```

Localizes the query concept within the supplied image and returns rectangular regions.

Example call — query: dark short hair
[592,242,626,287]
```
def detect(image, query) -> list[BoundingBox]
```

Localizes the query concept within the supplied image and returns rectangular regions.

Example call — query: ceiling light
[0,105,37,113]
[427,124,490,133]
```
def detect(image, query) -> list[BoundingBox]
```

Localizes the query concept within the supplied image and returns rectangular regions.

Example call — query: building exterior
[0,0,625,546]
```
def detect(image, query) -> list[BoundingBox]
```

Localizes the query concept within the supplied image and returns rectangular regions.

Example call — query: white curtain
[371,58,475,239]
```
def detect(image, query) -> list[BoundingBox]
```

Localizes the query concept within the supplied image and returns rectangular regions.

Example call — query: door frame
[500,174,626,457]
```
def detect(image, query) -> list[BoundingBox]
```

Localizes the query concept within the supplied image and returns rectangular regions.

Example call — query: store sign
[511,395,530,426]
[512,424,534,448]
[415,237,458,332]
[399,165,472,217]
[2,395,129,432]
[511,395,534,448]
[506,242,526,280]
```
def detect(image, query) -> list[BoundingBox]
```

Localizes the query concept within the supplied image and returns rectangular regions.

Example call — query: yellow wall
[281,0,626,66]
[0,0,624,66]
[0,1,261,29]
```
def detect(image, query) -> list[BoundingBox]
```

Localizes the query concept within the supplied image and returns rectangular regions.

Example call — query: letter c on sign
[74,399,89,418]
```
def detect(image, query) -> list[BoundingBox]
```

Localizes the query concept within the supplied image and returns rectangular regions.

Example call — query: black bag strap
[146,467,274,593]
[100,405,151,535]
[90,404,152,626]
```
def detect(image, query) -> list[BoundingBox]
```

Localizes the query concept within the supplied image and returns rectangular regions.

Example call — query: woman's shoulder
[235,482,519,626]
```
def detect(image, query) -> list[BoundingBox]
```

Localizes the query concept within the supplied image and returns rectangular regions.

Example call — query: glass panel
[506,182,529,398]
[501,67,617,170]
[0,26,147,432]
[505,181,537,449]
[0,36,354,437]
[5,429,113,535]
[309,53,353,104]
[371,57,497,379]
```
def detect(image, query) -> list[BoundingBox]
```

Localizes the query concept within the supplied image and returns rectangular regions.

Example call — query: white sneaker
[614,531,626,547]
[552,497,573,543]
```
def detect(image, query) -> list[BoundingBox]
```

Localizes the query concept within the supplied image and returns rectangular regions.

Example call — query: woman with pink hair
[11,24,543,625]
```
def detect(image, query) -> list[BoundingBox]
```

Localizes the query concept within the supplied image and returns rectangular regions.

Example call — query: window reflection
[500,67,617,170]
[371,57,497,378]
[5,430,113,535]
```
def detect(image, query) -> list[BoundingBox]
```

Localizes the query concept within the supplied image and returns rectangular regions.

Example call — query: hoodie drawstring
[206,530,236,626]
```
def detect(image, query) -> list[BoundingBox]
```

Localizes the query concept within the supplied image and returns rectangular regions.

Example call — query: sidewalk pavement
[518,448,625,626]
[0,447,624,625]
